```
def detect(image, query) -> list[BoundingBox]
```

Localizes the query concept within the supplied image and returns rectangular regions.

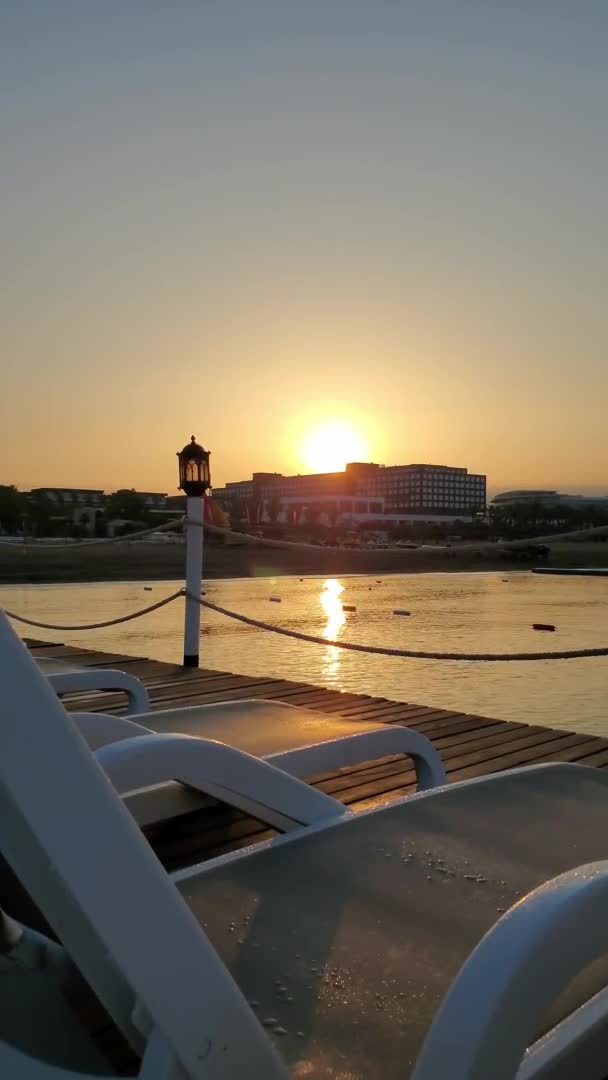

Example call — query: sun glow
[301,420,369,474]
[320,578,346,685]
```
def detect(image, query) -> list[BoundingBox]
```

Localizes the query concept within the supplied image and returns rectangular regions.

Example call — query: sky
[1,1,607,496]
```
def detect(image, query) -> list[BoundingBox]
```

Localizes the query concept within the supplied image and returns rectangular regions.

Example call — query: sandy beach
[1,538,607,584]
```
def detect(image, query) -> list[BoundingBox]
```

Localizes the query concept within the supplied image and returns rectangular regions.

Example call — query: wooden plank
[435,725,552,759]
[127,667,230,685]
[546,743,608,768]
[342,735,608,814]
[144,680,320,710]
[62,676,313,715]
[330,700,411,719]
[87,660,187,678]
[36,646,144,666]
[310,695,395,715]
[433,721,521,750]
[130,671,259,696]
[413,716,513,741]
[309,729,566,805]
[443,731,591,774]
[312,729,603,811]
[409,713,495,736]
[266,689,369,709]
[446,733,600,784]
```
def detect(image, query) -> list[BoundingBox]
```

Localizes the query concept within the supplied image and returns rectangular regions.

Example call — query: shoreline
[1,539,607,585]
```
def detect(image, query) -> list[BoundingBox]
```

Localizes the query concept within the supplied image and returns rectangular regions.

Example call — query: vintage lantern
[177,436,210,497]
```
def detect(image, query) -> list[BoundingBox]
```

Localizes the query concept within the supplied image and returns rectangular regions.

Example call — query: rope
[193,518,608,553]
[3,573,607,659]
[190,593,608,662]
[194,519,353,551]
[3,589,184,631]
[0,518,185,551]
[2,510,608,554]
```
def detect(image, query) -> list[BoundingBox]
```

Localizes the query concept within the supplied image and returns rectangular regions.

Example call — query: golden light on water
[321,578,345,638]
[320,578,346,684]
[301,420,369,473]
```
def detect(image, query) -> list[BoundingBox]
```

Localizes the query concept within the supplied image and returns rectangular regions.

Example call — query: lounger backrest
[0,614,287,1080]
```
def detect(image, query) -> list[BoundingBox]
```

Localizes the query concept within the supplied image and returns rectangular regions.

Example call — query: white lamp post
[177,436,211,667]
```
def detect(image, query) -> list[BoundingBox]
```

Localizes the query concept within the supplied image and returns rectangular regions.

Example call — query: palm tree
[228,498,247,530]
[266,495,282,525]
[304,503,321,527]
[327,502,340,527]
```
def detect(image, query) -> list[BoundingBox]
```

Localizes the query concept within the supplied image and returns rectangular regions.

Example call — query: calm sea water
[3,572,608,736]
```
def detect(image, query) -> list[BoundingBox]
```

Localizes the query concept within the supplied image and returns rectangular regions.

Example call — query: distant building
[133,491,169,510]
[25,487,175,532]
[214,461,486,525]
[492,490,608,512]
[29,487,105,507]
[27,487,106,532]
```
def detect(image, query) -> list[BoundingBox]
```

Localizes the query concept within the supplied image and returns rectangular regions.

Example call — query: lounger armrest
[71,712,153,751]
[412,860,608,1080]
[96,732,344,830]
[268,725,446,791]
[46,670,150,716]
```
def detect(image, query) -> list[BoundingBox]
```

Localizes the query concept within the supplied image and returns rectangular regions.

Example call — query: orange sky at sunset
[2,3,607,498]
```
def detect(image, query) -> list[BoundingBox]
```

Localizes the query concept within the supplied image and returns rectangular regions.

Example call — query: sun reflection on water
[320,578,346,684]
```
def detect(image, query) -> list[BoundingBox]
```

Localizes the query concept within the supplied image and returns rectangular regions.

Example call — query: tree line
[223,492,608,542]
[486,500,608,539]
[0,486,179,538]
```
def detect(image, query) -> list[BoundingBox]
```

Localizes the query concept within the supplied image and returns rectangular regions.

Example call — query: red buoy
[533,623,556,632]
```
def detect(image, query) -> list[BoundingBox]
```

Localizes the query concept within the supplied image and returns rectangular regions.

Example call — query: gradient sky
[2,1,607,496]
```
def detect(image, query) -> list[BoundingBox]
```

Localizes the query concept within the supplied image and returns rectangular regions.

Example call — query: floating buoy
[299,578,304,582]
[376,580,382,584]
[143,586,152,591]
[342,604,356,612]
[394,609,411,616]
[533,623,555,632]
[269,596,282,603]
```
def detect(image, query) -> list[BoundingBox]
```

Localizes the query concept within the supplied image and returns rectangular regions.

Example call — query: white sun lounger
[71,699,446,826]
[35,655,150,715]
[4,612,608,1079]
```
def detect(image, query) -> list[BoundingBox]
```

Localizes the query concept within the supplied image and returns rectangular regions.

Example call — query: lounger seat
[72,699,446,826]
[174,762,608,1078]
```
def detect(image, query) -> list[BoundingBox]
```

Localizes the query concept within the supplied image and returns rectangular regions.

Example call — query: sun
[301,420,369,473]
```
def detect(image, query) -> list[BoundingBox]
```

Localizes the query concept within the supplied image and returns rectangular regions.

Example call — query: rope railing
[0,518,185,551]
[3,514,608,554]
[190,592,608,662]
[3,582,607,659]
[196,518,608,551]
[3,589,184,632]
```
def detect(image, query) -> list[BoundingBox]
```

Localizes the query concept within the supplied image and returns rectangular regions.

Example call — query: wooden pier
[27,638,608,872]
